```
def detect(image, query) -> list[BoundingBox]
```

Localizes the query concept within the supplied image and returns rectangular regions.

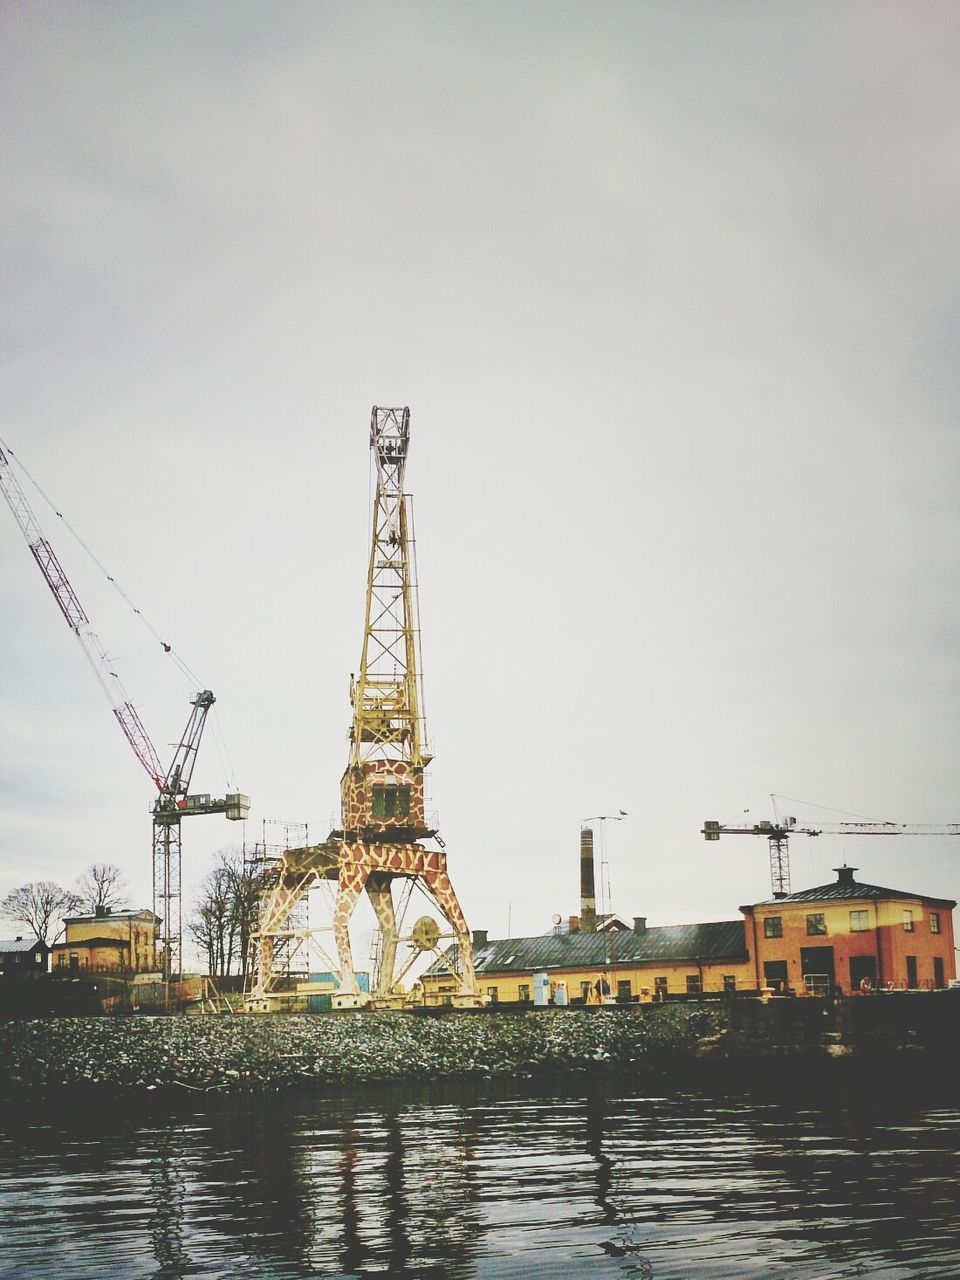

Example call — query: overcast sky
[2,2,959,962]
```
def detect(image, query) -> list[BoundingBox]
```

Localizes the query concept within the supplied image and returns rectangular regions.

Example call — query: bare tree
[190,848,262,978]
[190,864,232,976]
[1,881,82,944]
[75,863,129,914]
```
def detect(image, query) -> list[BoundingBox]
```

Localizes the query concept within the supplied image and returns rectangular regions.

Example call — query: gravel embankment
[0,1006,725,1092]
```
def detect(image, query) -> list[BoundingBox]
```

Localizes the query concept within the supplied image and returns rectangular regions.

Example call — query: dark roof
[746,878,956,910]
[0,938,46,953]
[426,920,748,977]
[62,909,158,924]
[52,937,129,950]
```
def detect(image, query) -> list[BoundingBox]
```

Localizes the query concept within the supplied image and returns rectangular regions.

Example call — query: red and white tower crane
[0,441,249,980]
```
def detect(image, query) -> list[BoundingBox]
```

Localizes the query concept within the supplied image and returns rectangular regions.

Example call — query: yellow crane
[246,407,478,1010]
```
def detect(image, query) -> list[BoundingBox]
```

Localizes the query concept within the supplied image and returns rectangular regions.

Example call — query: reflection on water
[1,1076,959,1278]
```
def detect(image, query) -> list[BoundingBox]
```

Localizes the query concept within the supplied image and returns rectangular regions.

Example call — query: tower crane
[0,442,249,981]
[245,406,478,1010]
[703,813,960,897]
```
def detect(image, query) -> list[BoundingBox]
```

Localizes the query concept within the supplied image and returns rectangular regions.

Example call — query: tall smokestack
[580,826,597,932]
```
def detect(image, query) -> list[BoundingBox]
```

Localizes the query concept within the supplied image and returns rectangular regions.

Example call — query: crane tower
[246,407,478,1008]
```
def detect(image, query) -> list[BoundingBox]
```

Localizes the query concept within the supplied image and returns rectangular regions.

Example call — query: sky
[1,2,959,965]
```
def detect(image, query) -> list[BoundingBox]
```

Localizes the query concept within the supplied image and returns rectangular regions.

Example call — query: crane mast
[349,406,429,768]
[0,442,248,984]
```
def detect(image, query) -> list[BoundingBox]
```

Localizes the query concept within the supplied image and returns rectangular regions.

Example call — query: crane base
[333,991,372,1010]
[451,993,483,1009]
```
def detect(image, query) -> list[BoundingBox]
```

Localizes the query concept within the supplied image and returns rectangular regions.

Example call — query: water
[1,1078,959,1278]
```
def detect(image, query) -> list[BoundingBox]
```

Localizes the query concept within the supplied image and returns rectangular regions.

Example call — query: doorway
[849,954,877,992]
[800,946,835,995]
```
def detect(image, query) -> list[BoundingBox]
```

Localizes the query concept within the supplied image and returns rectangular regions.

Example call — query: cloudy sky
[2,2,958,961]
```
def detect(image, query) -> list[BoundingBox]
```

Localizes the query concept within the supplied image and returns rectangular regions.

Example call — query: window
[806,914,827,936]
[903,910,914,932]
[371,784,411,819]
[723,975,737,993]
[616,980,632,1002]
[518,984,531,1003]
[849,910,870,932]
[580,981,592,1002]
[486,986,498,1004]
[56,953,66,967]
[685,974,702,994]
[930,913,941,934]
[763,917,782,939]
[654,977,668,998]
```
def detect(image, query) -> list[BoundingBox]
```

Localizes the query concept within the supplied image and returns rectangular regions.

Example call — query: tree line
[1,849,264,978]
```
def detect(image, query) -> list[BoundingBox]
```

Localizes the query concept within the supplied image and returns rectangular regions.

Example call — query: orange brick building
[741,865,956,995]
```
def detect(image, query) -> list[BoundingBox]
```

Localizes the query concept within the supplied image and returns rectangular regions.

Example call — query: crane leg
[419,865,477,999]
[365,873,399,998]
[332,857,368,1001]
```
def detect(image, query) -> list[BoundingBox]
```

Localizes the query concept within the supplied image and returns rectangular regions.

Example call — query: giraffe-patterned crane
[246,408,479,1009]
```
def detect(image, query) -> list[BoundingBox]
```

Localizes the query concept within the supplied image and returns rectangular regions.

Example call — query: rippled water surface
[1,1079,959,1278]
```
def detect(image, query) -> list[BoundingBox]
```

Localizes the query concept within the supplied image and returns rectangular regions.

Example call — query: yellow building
[51,906,160,976]
[425,864,959,1007]
[742,865,957,995]
[421,917,754,1005]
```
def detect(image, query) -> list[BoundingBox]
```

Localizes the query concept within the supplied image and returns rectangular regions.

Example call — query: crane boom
[818,822,960,837]
[0,443,164,787]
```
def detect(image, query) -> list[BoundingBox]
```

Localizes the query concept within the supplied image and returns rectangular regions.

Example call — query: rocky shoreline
[2,995,957,1095]
[0,1006,723,1093]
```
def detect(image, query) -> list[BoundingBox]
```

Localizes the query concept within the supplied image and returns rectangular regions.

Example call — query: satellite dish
[552,913,562,925]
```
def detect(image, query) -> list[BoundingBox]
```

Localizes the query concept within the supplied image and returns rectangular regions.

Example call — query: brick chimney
[580,826,597,932]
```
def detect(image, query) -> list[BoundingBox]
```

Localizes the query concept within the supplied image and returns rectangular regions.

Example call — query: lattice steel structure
[246,407,478,1009]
